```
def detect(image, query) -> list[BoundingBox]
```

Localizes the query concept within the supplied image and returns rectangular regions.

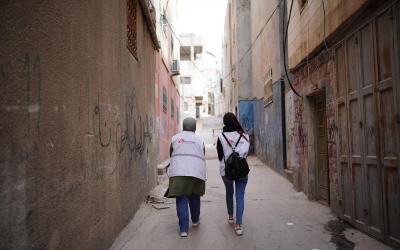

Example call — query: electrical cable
[321,0,329,50]
[165,0,170,12]
[283,0,302,97]
[222,0,284,81]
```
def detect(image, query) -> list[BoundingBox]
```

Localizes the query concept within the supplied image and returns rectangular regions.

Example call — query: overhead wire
[283,0,302,97]
[162,0,329,99]
[321,0,329,50]
[282,0,330,97]
[222,0,283,81]
[299,0,330,70]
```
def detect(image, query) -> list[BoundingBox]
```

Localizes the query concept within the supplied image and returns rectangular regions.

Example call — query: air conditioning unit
[171,59,180,76]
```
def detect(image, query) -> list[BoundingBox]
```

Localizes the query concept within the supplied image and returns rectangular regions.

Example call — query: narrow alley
[110,116,390,250]
[1,0,399,249]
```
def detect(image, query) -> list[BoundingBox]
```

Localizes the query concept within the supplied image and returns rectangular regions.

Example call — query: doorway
[313,93,330,205]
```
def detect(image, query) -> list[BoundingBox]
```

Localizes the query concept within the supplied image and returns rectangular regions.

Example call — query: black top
[216,126,236,161]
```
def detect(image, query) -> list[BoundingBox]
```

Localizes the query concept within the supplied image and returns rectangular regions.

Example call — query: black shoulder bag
[222,133,250,180]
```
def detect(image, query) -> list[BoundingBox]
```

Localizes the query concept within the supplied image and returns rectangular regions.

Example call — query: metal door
[315,94,329,204]
[335,3,400,247]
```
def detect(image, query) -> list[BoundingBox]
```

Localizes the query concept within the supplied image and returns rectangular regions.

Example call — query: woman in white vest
[216,112,250,236]
[164,117,207,237]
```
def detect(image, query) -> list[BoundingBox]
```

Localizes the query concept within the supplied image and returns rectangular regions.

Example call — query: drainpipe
[279,0,288,170]
[280,78,287,170]
[138,0,160,50]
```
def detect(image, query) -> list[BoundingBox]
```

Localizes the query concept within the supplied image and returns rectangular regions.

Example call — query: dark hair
[223,112,248,141]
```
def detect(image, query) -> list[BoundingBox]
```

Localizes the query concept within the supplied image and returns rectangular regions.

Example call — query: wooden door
[335,3,400,247]
[315,94,329,204]
[375,7,400,246]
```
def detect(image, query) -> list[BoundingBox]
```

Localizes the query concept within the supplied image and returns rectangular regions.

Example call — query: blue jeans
[222,176,248,225]
[176,195,201,233]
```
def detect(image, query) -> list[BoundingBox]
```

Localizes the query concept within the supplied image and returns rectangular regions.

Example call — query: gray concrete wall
[251,0,286,99]
[235,0,252,101]
[250,0,286,168]
[0,1,157,249]
[223,1,234,113]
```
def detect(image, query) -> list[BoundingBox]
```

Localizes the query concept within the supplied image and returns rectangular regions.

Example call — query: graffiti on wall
[111,88,154,173]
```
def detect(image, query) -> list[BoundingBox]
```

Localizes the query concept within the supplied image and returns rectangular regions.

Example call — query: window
[264,69,273,107]
[127,0,138,60]
[171,98,175,119]
[180,46,191,61]
[162,86,167,113]
[180,76,191,84]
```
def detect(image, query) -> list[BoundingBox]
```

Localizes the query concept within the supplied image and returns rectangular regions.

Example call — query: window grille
[127,0,138,60]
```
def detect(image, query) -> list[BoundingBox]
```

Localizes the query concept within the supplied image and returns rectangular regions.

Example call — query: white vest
[218,131,250,176]
[168,131,207,181]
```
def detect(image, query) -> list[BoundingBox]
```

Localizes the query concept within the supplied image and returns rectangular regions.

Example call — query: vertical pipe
[281,78,288,169]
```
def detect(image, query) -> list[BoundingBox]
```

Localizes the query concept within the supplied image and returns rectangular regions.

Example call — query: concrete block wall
[0,1,157,249]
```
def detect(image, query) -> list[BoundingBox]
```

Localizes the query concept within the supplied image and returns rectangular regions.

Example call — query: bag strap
[235,134,243,148]
[222,132,243,151]
[222,133,232,148]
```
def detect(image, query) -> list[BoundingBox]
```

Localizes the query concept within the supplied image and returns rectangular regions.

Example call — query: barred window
[264,69,273,107]
[127,0,138,60]
[162,86,167,114]
[171,98,175,119]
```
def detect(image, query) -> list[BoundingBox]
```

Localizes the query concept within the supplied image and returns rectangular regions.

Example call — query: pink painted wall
[156,53,180,162]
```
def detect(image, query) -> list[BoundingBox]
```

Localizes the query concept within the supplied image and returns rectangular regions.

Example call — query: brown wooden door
[315,94,330,204]
[359,21,383,238]
[375,7,400,246]
[336,43,353,222]
[335,3,400,247]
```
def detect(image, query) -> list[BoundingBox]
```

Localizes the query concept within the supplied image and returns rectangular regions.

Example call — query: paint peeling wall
[286,50,339,211]
[238,100,254,153]
[0,1,157,249]
[249,0,286,171]
[254,81,285,174]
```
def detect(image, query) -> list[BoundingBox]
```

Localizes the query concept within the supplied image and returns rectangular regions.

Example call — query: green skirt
[164,176,205,198]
